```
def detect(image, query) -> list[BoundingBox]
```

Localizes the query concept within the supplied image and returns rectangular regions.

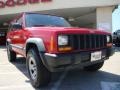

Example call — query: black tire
[26,48,51,88]
[7,44,16,62]
[84,62,104,71]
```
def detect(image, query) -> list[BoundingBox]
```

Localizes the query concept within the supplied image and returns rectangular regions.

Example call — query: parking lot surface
[0,46,120,90]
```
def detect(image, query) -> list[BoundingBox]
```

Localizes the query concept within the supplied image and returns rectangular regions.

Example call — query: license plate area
[91,51,102,61]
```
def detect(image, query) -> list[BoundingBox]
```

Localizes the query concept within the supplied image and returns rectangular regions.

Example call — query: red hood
[26,27,111,36]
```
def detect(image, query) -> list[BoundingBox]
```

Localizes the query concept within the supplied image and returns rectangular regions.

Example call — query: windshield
[25,13,71,27]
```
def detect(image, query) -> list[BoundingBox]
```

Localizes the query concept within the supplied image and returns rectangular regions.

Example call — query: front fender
[26,38,45,52]
[26,38,50,70]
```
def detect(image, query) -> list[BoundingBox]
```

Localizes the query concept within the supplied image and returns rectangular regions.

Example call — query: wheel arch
[26,38,46,55]
[26,38,51,72]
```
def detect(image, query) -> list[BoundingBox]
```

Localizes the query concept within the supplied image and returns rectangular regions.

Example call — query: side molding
[26,38,45,52]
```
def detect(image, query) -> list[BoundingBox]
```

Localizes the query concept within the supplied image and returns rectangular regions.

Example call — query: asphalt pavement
[0,46,120,90]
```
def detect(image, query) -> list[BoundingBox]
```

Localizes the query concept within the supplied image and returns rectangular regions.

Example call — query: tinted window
[25,13,71,27]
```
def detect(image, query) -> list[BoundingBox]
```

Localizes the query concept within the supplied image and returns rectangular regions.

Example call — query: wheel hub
[29,57,37,80]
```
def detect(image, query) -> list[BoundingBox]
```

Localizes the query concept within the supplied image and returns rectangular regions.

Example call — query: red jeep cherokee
[6,13,114,88]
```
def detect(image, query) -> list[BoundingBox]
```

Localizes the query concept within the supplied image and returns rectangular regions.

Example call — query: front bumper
[41,47,114,72]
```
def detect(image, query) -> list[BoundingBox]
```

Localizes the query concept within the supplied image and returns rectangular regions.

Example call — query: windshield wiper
[33,24,57,27]
[33,24,65,27]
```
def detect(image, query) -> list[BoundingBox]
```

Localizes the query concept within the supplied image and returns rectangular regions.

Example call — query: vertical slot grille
[72,34,107,50]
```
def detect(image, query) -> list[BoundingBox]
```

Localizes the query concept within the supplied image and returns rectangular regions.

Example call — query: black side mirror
[12,23,22,29]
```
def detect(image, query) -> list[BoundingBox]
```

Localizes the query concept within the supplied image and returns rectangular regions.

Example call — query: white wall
[96,6,114,33]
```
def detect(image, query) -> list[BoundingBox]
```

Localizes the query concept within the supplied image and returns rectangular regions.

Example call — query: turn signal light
[59,47,72,51]
[50,36,54,51]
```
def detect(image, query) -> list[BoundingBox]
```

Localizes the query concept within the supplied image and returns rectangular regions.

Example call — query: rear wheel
[84,62,104,71]
[7,44,16,62]
[26,48,51,88]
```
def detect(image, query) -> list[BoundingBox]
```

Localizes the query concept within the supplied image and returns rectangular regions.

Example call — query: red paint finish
[26,27,111,54]
[7,13,112,57]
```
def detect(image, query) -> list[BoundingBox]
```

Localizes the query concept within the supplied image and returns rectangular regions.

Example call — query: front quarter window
[25,13,71,27]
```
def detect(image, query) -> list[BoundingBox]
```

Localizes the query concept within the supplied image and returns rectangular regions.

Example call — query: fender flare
[26,38,46,53]
[25,38,51,70]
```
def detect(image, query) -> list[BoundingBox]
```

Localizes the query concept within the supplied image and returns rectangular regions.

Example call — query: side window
[17,17,23,25]
[8,21,17,32]
[8,17,23,32]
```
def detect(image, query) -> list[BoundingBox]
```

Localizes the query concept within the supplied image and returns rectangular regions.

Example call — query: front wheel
[84,62,104,71]
[26,48,51,88]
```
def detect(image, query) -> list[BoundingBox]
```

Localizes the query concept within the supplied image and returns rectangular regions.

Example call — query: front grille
[70,34,107,50]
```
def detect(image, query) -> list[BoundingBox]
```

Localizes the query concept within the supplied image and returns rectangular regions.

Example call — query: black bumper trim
[41,48,114,72]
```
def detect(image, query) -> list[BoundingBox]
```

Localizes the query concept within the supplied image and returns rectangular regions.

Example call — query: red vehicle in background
[6,13,114,88]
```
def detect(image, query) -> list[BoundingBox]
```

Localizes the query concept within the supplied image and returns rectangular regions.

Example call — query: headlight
[58,35,68,46]
[106,35,110,43]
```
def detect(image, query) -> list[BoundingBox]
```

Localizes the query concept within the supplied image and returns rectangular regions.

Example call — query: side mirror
[12,23,22,29]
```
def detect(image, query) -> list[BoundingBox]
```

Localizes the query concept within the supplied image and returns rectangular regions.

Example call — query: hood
[26,27,111,36]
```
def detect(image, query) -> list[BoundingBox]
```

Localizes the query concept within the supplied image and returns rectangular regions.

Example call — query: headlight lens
[58,35,68,46]
[107,35,110,43]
